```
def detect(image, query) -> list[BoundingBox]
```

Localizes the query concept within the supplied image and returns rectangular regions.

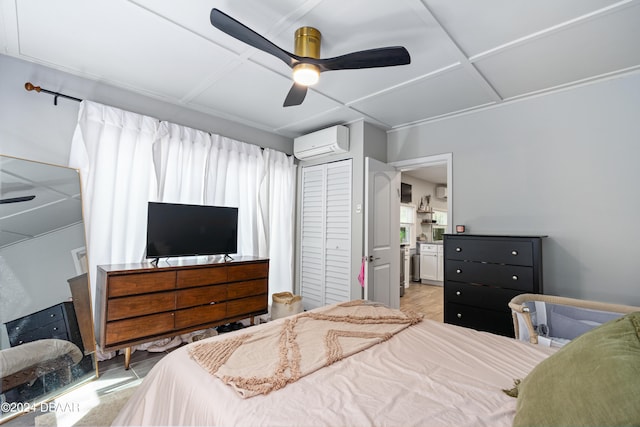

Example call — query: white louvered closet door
[300,159,352,310]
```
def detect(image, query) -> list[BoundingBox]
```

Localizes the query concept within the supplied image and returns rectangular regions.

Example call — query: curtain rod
[24,82,82,106]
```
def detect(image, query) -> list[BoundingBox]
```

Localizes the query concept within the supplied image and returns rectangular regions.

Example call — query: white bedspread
[112,308,555,427]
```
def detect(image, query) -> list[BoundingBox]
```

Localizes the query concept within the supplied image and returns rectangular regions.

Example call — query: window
[432,210,447,225]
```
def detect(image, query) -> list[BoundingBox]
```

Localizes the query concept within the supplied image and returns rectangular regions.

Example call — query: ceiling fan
[210,8,411,107]
[0,195,36,204]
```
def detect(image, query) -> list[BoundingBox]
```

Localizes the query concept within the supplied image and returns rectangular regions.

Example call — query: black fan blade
[283,83,308,107]
[210,9,298,68]
[314,46,410,71]
[0,195,36,204]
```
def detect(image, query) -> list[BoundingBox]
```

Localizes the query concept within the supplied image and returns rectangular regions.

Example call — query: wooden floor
[400,282,444,322]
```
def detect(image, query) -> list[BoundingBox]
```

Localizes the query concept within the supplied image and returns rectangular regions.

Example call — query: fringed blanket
[189,300,423,398]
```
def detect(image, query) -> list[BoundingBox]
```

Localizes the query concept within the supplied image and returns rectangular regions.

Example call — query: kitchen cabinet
[436,245,444,281]
[419,244,439,281]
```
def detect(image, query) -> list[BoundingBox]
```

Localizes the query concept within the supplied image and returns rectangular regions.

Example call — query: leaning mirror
[0,155,97,422]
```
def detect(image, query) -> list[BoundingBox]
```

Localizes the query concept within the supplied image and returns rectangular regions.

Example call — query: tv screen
[146,202,238,259]
[401,182,412,203]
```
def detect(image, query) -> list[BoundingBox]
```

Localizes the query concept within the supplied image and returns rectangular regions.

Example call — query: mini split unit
[293,125,349,160]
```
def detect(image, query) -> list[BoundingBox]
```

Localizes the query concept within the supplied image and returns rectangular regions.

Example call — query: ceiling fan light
[292,63,320,86]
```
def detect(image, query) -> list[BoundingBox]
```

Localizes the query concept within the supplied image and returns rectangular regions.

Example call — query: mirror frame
[0,155,98,423]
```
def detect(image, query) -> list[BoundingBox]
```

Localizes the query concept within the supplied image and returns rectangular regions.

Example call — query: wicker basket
[508,293,639,346]
[271,292,303,320]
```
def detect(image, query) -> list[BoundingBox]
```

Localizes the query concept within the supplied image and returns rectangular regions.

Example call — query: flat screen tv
[146,202,238,259]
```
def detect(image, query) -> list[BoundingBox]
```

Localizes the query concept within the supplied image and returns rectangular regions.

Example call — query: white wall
[388,72,640,305]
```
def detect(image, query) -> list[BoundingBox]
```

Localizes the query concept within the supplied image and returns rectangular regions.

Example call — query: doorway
[390,153,452,320]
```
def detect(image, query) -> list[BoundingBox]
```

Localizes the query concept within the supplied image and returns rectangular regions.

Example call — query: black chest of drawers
[5,302,84,350]
[3,301,94,400]
[443,234,544,337]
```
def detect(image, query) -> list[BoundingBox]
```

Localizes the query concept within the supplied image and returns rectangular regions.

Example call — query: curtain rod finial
[24,82,42,93]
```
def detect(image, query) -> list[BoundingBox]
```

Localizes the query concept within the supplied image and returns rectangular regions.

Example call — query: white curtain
[70,101,296,311]
[261,148,296,295]
[69,101,158,305]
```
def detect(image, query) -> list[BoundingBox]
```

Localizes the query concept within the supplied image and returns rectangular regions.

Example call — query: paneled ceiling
[0,156,82,249]
[1,0,639,138]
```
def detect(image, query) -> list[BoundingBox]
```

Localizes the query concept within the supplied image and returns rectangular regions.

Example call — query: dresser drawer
[445,238,533,266]
[176,266,228,288]
[176,285,227,309]
[227,279,268,299]
[445,302,514,337]
[11,319,70,345]
[444,282,523,312]
[174,303,227,329]
[108,271,176,297]
[108,291,176,321]
[446,260,534,291]
[228,262,268,281]
[227,294,268,318]
[7,304,65,334]
[105,312,175,346]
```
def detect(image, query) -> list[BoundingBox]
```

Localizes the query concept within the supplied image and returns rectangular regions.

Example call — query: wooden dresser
[96,257,268,367]
[443,234,544,337]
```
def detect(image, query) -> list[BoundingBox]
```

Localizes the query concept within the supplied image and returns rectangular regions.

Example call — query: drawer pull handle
[455,247,462,252]
[50,314,56,318]
[511,250,518,256]
[512,275,518,280]
[52,327,58,331]
[457,313,462,319]
[18,340,24,345]
[456,269,462,274]
[456,291,461,296]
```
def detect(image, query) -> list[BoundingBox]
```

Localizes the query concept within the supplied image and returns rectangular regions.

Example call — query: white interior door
[364,157,400,309]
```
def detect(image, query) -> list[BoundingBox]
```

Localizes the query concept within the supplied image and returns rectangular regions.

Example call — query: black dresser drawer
[445,302,515,337]
[445,260,534,291]
[11,319,70,345]
[5,302,82,349]
[445,238,534,266]
[6,304,65,336]
[444,282,523,312]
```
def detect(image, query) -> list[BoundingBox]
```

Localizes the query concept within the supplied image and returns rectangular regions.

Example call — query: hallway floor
[400,282,444,322]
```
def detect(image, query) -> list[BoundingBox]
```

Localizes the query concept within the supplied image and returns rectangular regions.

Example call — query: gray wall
[0,54,292,165]
[388,72,640,305]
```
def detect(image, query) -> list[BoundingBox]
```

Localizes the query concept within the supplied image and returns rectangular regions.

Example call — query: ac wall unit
[293,125,349,160]
[436,185,448,199]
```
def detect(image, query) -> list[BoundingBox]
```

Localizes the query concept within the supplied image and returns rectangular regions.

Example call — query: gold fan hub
[294,26,321,58]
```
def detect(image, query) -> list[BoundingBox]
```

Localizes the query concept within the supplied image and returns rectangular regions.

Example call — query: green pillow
[513,311,640,427]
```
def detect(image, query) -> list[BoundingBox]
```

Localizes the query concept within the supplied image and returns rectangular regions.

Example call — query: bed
[112,301,563,427]
[1,339,83,392]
